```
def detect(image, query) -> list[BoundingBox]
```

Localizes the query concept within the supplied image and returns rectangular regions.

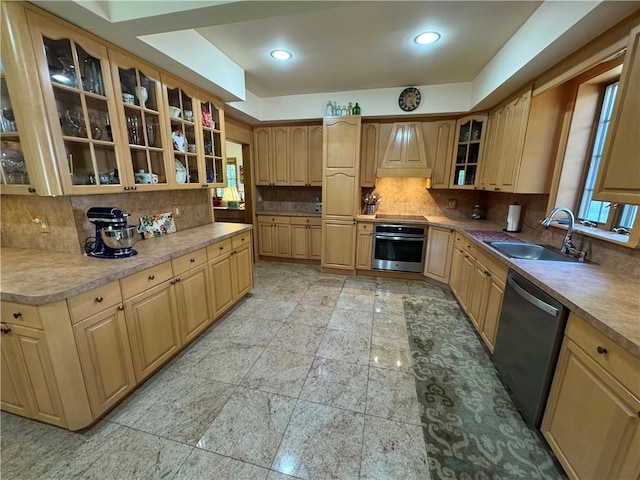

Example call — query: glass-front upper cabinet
[161,74,201,188]
[198,93,226,188]
[109,50,169,190]
[27,11,125,193]
[450,114,487,189]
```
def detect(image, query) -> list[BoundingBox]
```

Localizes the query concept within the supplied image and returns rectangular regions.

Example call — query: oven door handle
[374,235,425,241]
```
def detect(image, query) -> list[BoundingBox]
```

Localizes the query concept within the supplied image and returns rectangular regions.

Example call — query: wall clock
[398,87,421,112]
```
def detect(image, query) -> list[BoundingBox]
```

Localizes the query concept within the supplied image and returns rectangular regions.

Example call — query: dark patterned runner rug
[403,284,566,480]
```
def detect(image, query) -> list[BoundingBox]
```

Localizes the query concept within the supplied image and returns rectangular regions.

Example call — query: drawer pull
[148,274,155,280]
[1,327,11,334]
[12,312,22,319]
[220,246,224,250]
[190,258,196,263]
[118,305,124,311]
[175,278,181,283]
[170,280,176,285]
[95,296,104,303]
[597,346,608,355]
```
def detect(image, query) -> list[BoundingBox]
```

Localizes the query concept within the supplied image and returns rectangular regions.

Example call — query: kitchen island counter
[0,222,253,305]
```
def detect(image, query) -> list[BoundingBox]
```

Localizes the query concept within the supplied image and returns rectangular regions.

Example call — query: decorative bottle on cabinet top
[325,101,333,116]
[353,102,361,115]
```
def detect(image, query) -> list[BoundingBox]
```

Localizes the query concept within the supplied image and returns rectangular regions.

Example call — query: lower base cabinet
[542,313,640,480]
[355,222,373,270]
[322,220,356,270]
[424,227,454,283]
[291,217,322,260]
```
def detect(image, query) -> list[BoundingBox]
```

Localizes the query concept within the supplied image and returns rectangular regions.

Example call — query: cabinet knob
[494,187,500,191]
[12,312,22,319]
[190,258,195,263]
[124,186,130,191]
[28,187,36,194]
[176,277,181,282]
[132,186,137,190]
[148,274,155,280]
[202,184,208,188]
[170,280,176,285]
[219,246,224,250]
[95,296,104,303]
[0,327,11,335]
[118,305,124,311]
[597,346,608,355]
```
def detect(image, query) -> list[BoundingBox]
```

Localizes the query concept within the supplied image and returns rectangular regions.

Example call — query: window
[576,80,636,235]
[216,160,237,197]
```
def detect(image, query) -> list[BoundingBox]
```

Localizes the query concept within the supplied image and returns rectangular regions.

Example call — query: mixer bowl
[101,225,138,250]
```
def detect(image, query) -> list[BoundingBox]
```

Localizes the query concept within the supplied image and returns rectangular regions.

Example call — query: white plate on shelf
[175,159,187,183]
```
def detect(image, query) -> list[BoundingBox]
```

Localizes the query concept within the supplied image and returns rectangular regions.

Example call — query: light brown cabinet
[290,126,322,187]
[291,217,322,260]
[360,123,379,187]
[542,312,640,480]
[257,215,291,257]
[422,120,456,189]
[355,222,373,270]
[478,86,564,193]
[593,24,640,205]
[308,125,324,186]
[254,126,289,186]
[322,116,361,271]
[208,234,253,316]
[423,226,454,283]
[450,115,487,189]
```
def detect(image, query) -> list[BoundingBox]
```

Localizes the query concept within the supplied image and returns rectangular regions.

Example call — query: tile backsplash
[1,190,211,254]
[256,186,322,214]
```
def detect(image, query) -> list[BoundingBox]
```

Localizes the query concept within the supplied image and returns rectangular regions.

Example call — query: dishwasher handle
[507,275,560,317]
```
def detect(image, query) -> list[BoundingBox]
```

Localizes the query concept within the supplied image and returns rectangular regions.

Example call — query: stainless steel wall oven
[372,223,427,273]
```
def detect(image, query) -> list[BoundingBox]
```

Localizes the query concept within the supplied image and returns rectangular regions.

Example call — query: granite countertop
[0,223,253,305]
[257,210,321,218]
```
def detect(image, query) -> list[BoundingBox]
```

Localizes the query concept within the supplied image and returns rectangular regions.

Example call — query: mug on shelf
[184,110,193,121]
[122,93,135,104]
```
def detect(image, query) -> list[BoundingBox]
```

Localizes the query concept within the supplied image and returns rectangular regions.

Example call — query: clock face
[399,87,421,112]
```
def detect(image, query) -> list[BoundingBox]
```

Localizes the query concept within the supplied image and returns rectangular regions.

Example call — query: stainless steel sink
[487,241,584,263]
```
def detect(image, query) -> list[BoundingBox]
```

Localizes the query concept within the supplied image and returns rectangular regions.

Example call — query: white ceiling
[31,1,640,121]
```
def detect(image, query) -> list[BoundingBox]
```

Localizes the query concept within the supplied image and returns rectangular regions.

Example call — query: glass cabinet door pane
[76,45,105,96]
[1,141,30,185]
[43,37,78,88]
[139,73,157,111]
[459,121,471,142]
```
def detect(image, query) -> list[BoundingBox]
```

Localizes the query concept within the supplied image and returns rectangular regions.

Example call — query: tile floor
[1,261,431,480]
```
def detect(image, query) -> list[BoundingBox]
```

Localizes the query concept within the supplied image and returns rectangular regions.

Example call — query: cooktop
[375,214,427,221]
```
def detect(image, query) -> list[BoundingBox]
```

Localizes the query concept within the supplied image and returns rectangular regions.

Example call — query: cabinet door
[423,121,455,189]
[424,227,454,283]
[271,126,289,185]
[27,11,125,194]
[308,126,323,186]
[457,251,475,310]
[198,94,226,188]
[257,222,275,256]
[232,245,254,299]
[542,338,640,480]
[309,225,323,260]
[109,49,169,190]
[254,127,271,185]
[1,326,33,417]
[174,264,212,344]
[467,259,489,331]
[360,123,378,187]
[73,305,135,417]
[289,126,308,186]
[497,91,531,192]
[322,220,356,270]
[449,244,464,298]
[209,254,235,317]
[274,224,291,257]
[479,274,505,353]
[593,25,640,204]
[324,172,357,219]
[355,228,373,270]
[124,281,181,382]
[323,117,361,173]
[291,224,309,259]
[450,115,486,189]
[7,324,66,426]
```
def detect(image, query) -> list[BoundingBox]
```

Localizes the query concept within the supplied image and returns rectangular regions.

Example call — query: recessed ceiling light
[414,32,441,45]
[270,49,292,61]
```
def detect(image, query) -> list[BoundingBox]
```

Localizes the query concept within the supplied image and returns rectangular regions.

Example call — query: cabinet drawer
[172,248,207,276]
[0,301,42,329]
[68,281,123,324]
[290,217,321,226]
[257,215,291,225]
[232,232,251,250]
[473,248,508,283]
[120,262,173,299]
[207,239,232,259]
[455,233,469,251]
[565,312,640,398]
[358,222,373,232]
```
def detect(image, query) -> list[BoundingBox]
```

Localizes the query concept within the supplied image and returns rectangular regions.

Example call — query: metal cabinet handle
[190,258,195,263]
[148,274,155,280]
[170,280,176,285]
[597,346,608,355]
[95,296,104,303]
[1,327,11,334]
[13,312,22,319]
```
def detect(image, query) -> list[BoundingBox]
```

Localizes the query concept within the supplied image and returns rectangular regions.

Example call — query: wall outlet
[38,215,51,233]
[446,199,457,209]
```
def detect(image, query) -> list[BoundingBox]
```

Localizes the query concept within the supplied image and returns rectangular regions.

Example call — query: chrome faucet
[541,207,586,261]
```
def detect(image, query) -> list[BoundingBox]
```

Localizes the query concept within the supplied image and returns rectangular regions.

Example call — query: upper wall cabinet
[360,123,378,187]
[27,10,128,194]
[421,120,456,189]
[254,126,289,186]
[197,92,226,189]
[109,50,170,190]
[478,86,564,194]
[449,115,487,189]
[377,122,431,178]
[593,25,640,204]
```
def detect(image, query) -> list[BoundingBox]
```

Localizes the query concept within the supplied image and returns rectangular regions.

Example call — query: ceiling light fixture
[270,49,292,61]
[414,31,441,45]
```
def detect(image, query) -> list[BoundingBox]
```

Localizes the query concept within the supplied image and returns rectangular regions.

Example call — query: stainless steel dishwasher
[492,269,568,427]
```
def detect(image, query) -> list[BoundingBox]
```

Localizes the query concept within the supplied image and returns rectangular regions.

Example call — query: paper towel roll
[506,203,521,232]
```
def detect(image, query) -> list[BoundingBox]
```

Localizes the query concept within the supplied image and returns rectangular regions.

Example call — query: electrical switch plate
[174,206,181,217]
[39,215,51,233]
[446,199,457,209]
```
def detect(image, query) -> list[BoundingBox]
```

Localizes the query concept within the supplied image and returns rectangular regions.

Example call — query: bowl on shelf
[168,106,181,118]
[134,172,159,184]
